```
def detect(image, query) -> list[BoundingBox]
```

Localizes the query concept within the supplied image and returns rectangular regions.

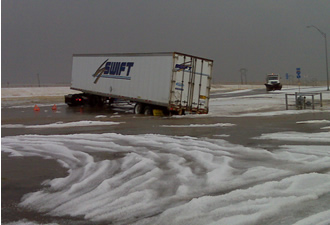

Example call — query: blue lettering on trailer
[174,61,210,76]
[175,63,192,72]
[175,82,184,91]
[93,59,134,84]
[104,62,134,76]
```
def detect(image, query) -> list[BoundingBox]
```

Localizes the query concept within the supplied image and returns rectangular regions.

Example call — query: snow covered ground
[2,85,330,116]
[1,85,330,225]
[1,86,79,99]
[209,85,330,117]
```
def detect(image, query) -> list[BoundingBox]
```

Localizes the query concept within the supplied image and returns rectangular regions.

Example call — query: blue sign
[296,68,301,74]
[286,73,289,79]
[296,68,301,79]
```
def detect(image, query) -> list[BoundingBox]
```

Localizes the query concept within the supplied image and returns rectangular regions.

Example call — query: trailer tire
[144,106,153,116]
[134,103,144,114]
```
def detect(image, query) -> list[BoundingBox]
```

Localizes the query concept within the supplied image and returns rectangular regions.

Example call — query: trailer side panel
[71,54,173,106]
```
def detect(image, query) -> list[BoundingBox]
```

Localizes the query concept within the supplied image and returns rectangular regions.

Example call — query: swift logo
[175,61,192,72]
[92,59,134,84]
[175,82,184,91]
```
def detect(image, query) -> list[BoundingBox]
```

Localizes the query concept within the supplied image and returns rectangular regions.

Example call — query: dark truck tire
[134,103,144,114]
[144,106,153,116]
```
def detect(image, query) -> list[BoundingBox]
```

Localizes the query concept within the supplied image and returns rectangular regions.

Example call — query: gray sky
[2,0,330,86]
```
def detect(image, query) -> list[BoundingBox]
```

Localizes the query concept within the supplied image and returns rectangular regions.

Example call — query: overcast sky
[2,0,330,86]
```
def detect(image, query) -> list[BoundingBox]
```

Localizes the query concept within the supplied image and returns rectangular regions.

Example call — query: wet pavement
[1,91,330,224]
[2,100,329,148]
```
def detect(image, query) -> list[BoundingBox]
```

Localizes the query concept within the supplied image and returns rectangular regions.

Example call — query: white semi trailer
[65,52,213,115]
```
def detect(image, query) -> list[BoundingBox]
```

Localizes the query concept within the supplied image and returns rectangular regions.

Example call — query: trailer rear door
[170,53,213,114]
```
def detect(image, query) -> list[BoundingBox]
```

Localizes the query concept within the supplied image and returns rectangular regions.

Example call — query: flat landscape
[2,85,330,225]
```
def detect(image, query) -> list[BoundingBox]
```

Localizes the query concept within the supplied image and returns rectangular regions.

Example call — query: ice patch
[213,134,230,137]
[2,121,122,129]
[2,133,330,224]
[3,220,58,225]
[292,209,330,225]
[151,173,330,225]
[4,103,66,109]
[297,120,330,124]
[161,123,235,128]
[1,86,78,98]
[255,131,330,143]
[95,115,107,118]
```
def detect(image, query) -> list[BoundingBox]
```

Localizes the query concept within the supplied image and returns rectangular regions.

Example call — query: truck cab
[265,73,282,91]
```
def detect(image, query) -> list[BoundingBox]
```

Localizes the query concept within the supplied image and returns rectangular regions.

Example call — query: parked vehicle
[65,52,213,115]
[264,73,282,91]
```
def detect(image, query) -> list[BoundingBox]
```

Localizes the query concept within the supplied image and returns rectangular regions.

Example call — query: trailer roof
[72,52,213,62]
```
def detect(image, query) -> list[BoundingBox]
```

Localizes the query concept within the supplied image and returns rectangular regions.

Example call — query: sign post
[296,68,301,92]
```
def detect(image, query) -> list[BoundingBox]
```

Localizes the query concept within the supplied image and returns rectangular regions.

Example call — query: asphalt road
[2,90,330,224]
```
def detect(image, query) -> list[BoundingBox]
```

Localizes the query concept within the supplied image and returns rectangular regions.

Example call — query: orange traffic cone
[52,104,57,111]
[34,105,40,111]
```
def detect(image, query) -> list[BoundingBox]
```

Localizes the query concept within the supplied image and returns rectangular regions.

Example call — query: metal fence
[285,92,323,110]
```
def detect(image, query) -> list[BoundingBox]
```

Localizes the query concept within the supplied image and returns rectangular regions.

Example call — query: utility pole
[307,25,329,91]
[239,68,248,85]
[37,73,40,87]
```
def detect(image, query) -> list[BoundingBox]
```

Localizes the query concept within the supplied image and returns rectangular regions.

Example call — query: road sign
[296,68,301,79]
[286,73,289,79]
[296,68,301,74]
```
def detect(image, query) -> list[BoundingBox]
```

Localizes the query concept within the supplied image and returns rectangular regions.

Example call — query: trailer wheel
[134,103,144,114]
[144,106,153,116]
